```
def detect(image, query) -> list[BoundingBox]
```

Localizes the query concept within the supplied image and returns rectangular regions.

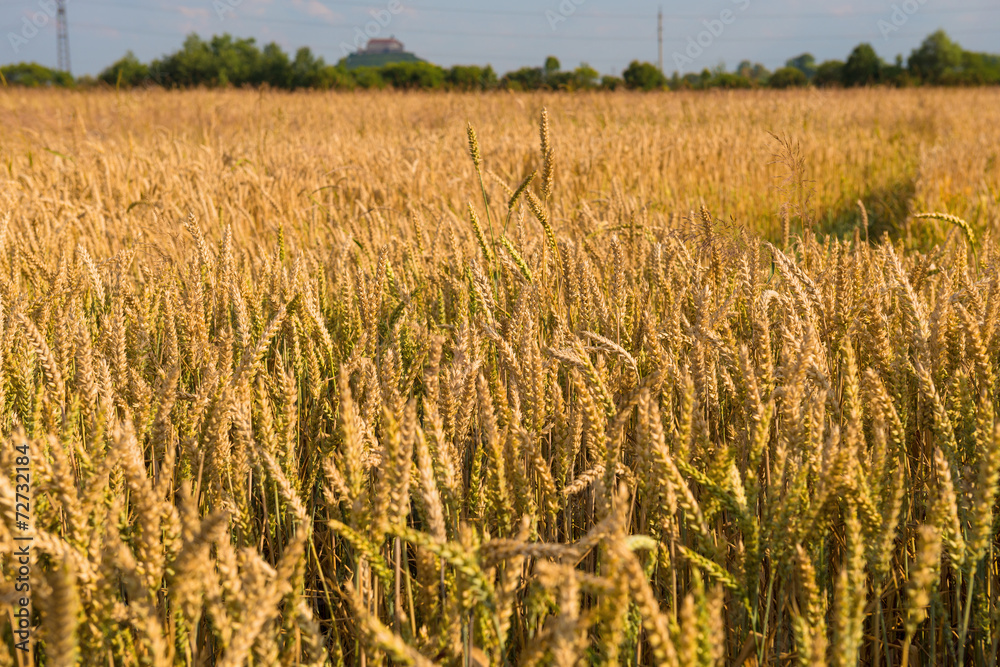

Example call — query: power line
[24,19,1000,77]
[5,2,996,73]
[6,1,994,41]
[55,16,1000,45]
[10,0,1000,21]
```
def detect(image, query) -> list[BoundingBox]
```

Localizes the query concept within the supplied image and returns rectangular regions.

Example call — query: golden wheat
[0,87,998,666]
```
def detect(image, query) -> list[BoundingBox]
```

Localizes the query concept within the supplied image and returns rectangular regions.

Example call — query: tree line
[2,29,997,91]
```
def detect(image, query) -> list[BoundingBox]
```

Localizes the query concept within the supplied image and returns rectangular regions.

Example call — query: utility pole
[657,7,663,73]
[57,0,70,74]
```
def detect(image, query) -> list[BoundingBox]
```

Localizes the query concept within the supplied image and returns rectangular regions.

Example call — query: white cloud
[292,0,340,23]
[177,6,210,19]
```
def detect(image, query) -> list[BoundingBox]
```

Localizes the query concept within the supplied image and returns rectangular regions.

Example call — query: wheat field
[1,87,999,666]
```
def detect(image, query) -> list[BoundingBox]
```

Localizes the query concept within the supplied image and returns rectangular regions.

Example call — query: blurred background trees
[5,29,996,91]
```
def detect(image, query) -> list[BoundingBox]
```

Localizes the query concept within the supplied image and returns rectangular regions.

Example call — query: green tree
[289,47,322,88]
[210,34,263,85]
[907,30,962,84]
[680,72,702,89]
[380,62,446,89]
[769,66,808,89]
[288,47,354,90]
[480,65,499,89]
[623,61,666,90]
[708,72,753,89]
[156,34,214,86]
[571,63,600,90]
[813,60,844,87]
[0,62,73,87]
[501,66,544,90]
[882,54,912,87]
[600,74,624,90]
[258,42,291,87]
[319,66,355,90]
[736,60,771,83]
[543,56,561,81]
[350,67,386,89]
[959,51,1000,85]
[152,33,277,87]
[785,53,816,79]
[546,70,575,89]
[843,43,883,86]
[446,65,497,90]
[98,51,149,86]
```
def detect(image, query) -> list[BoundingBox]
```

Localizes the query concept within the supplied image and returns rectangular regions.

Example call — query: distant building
[341,36,424,70]
[361,38,404,55]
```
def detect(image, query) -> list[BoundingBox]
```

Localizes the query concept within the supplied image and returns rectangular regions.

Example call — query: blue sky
[2,0,998,77]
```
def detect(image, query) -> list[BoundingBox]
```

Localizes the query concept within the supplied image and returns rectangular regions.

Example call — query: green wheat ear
[500,236,532,283]
[468,202,492,264]
[914,212,975,248]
